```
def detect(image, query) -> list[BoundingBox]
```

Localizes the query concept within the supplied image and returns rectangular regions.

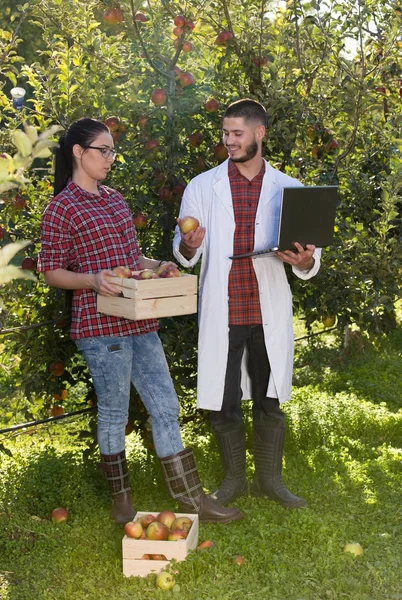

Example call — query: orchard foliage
[0,0,401,428]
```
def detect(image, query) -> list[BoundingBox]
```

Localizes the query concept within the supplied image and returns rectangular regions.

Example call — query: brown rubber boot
[100,450,136,524]
[160,447,243,524]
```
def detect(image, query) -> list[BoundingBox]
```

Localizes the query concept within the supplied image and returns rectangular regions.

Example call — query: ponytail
[53,118,109,196]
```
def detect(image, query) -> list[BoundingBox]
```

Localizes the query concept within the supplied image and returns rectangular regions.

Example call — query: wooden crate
[122,512,199,578]
[97,274,197,320]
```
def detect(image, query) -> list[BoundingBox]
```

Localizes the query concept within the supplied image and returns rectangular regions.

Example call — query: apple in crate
[168,529,188,541]
[170,516,192,532]
[140,514,157,527]
[146,521,170,540]
[156,510,176,529]
[113,266,131,278]
[124,520,143,539]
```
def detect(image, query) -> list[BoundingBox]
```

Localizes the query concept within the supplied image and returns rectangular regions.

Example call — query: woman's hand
[91,270,122,296]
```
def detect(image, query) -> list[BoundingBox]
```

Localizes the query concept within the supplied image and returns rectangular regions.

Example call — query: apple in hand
[156,571,176,590]
[156,510,176,529]
[124,521,143,539]
[51,507,69,523]
[146,521,169,540]
[179,216,199,234]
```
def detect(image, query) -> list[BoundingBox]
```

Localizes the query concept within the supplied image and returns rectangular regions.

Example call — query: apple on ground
[124,521,143,539]
[197,539,214,551]
[51,507,69,523]
[170,516,192,532]
[156,510,176,529]
[140,513,157,528]
[113,266,131,278]
[343,542,364,556]
[146,521,170,540]
[156,571,176,591]
[230,554,245,565]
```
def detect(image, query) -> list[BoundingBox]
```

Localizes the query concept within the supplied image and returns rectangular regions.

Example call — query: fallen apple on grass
[343,542,364,556]
[156,570,176,590]
[51,507,69,523]
[230,554,245,565]
[197,539,214,551]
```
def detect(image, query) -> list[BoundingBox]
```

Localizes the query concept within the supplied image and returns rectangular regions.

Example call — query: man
[173,99,321,509]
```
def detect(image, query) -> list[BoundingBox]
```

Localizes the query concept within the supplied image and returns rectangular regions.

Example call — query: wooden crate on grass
[122,512,199,578]
[97,274,197,320]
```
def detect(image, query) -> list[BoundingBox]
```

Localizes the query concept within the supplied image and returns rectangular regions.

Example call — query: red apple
[139,269,154,279]
[49,361,65,377]
[214,142,229,162]
[185,20,195,31]
[230,554,245,565]
[146,521,169,540]
[179,71,195,87]
[51,405,65,417]
[189,132,203,147]
[133,212,148,229]
[12,194,26,209]
[168,529,188,541]
[170,516,192,531]
[172,182,186,197]
[135,12,148,22]
[205,98,219,112]
[150,554,167,560]
[375,86,386,94]
[104,116,120,132]
[144,139,159,151]
[215,30,233,45]
[197,539,214,551]
[182,41,193,52]
[141,554,150,559]
[179,216,199,234]
[151,88,167,105]
[124,521,143,538]
[327,138,339,150]
[0,225,4,239]
[173,26,183,37]
[174,15,185,27]
[51,507,69,523]
[159,186,173,201]
[140,513,157,528]
[138,115,148,129]
[156,510,176,529]
[156,571,176,590]
[103,7,124,25]
[21,257,37,271]
[159,266,181,278]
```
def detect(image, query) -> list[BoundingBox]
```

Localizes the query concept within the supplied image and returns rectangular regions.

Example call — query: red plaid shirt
[228,160,264,325]
[38,180,159,339]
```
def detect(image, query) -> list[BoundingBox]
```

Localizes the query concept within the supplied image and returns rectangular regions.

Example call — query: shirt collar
[67,178,108,200]
[228,158,266,182]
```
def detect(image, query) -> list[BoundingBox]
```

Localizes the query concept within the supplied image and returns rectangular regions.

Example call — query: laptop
[230,185,339,259]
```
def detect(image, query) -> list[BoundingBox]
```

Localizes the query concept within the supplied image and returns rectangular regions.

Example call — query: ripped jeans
[76,332,183,458]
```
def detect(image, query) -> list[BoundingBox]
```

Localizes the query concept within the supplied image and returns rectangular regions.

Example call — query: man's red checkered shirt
[228,159,265,325]
[38,180,159,339]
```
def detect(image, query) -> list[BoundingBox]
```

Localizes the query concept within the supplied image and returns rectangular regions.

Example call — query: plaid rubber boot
[250,415,307,508]
[160,447,243,524]
[100,450,136,524]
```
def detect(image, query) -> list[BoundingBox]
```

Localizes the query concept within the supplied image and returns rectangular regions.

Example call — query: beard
[229,139,259,163]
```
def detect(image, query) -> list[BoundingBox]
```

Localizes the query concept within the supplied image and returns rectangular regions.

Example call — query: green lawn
[1,321,402,599]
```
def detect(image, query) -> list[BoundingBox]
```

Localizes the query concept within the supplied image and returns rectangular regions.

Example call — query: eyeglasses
[82,146,117,159]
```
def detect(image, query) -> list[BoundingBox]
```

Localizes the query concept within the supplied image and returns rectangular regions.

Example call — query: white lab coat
[173,159,321,410]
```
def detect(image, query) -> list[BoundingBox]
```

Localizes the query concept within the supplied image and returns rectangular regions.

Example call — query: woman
[38,117,242,525]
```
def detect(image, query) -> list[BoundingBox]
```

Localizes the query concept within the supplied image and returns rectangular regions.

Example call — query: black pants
[209,325,282,430]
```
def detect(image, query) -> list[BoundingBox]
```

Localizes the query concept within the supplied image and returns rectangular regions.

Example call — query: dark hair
[53,118,109,196]
[224,99,268,127]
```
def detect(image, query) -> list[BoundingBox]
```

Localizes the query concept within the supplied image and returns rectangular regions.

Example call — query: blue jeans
[76,332,184,458]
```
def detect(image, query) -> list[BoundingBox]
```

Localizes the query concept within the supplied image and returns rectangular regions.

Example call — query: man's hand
[92,270,122,296]
[276,242,315,270]
[177,217,206,259]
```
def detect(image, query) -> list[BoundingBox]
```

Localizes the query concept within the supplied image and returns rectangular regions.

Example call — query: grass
[1,317,402,599]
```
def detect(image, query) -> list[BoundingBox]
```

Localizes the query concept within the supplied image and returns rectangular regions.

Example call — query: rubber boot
[250,414,307,508]
[100,450,136,524]
[160,447,243,523]
[209,423,248,505]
